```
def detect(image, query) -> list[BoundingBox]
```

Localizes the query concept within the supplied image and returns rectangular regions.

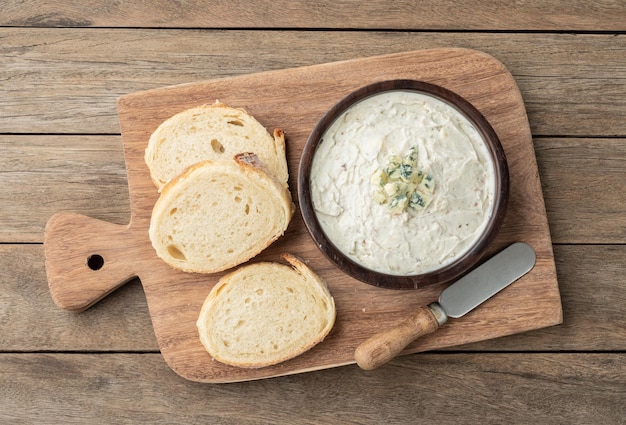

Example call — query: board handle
[44,212,140,312]
[354,304,444,370]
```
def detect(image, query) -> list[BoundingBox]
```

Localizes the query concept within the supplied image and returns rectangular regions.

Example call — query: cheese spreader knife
[354,242,536,370]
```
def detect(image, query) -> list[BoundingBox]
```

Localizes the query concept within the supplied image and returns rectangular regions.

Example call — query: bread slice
[148,153,294,273]
[196,253,336,368]
[145,102,289,190]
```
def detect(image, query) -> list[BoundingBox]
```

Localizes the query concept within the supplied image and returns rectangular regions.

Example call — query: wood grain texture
[43,49,561,382]
[355,305,441,370]
[2,0,625,30]
[0,244,158,351]
[1,29,625,136]
[1,2,624,420]
[0,135,130,243]
[461,244,626,352]
[1,353,624,424]
[536,138,626,244]
[2,137,624,245]
[2,245,623,352]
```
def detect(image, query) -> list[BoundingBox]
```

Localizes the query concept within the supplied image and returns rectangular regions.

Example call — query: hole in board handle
[87,254,104,271]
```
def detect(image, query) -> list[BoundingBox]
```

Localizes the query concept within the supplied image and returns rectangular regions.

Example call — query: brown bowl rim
[298,79,509,289]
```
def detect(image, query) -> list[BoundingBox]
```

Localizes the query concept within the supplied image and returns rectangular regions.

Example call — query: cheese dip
[310,90,496,276]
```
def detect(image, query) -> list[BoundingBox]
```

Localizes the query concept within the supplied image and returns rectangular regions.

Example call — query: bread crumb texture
[145,102,288,190]
[196,254,336,368]
[149,157,294,273]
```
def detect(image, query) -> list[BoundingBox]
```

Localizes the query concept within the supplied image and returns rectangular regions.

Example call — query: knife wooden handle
[354,305,440,370]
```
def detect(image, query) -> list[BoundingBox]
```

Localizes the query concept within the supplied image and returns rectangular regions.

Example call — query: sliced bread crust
[145,102,288,190]
[196,254,336,368]
[149,153,294,273]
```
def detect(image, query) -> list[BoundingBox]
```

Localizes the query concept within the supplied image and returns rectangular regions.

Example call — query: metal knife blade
[354,242,537,370]
[437,241,536,320]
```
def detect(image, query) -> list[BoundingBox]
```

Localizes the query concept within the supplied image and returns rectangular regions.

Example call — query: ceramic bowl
[298,79,509,289]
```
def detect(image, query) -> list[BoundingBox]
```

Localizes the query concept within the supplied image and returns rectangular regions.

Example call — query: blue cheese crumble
[371,146,435,214]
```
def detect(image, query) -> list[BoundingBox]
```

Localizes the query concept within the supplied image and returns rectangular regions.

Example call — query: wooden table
[1,2,624,423]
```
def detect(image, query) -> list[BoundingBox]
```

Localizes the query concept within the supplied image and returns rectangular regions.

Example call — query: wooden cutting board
[44,48,563,383]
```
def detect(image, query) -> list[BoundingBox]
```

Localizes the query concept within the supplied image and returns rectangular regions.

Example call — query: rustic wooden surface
[45,48,562,383]
[1,0,625,422]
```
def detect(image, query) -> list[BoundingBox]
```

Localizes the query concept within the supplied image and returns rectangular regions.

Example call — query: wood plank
[2,245,623,352]
[2,136,623,245]
[0,135,130,243]
[1,29,625,136]
[41,48,561,382]
[2,0,625,31]
[0,245,158,351]
[447,244,626,351]
[1,352,624,423]
[536,138,626,244]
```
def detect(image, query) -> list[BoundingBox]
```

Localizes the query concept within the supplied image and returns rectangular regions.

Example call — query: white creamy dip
[310,90,496,276]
